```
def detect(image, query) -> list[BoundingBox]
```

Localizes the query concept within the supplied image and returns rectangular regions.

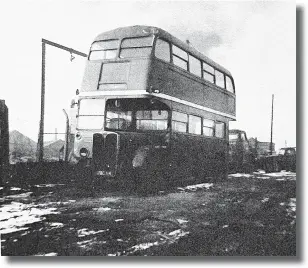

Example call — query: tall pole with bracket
[36,39,87,163]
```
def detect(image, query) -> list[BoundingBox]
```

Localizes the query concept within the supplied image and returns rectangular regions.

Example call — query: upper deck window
[189,55,201,77]
[215,70,225,88]
[172,45,188,71]
[120,36,153,58]
[155,39,171,62]
[89,40,119,60]
[203,62,215,83]
[226,75,235,93]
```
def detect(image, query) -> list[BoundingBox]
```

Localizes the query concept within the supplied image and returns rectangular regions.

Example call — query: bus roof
[94,25,233,77]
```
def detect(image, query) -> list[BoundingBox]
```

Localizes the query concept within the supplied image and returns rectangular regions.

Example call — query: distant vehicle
[259,147,296,173]
[228,129,256,173]
[69,25,236,186]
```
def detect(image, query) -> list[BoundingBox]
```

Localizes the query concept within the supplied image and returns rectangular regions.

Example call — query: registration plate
[95,170,112,176]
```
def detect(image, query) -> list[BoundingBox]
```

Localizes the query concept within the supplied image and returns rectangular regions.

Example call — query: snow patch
[35,252,58,256]
[47,222,64,228]
[34,184,65,188]
[256,176,270,180]
[131,241,159,251]
[97,207,112,212]
[4,192,32,199]
[228,173,254,178]
[77,228,108,237]
[177,219,189,225]
[10,187,22,191]
[77,238,97,248]
[0,201,59,234]
[178,183,213,192]
[128,229,189,254]
[265,171,296,177]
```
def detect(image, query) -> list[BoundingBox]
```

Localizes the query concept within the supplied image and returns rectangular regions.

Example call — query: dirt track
[0,171,296,256]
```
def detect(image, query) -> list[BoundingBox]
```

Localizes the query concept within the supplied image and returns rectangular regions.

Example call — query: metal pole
[270,94,274,155]
[42,39,87,58]
[36,39,87,163]
[37,41,46,162]
[62,109,70,162]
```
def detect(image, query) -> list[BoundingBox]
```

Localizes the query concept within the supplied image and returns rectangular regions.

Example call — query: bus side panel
[149,59,236,117]
[170,133,228,181]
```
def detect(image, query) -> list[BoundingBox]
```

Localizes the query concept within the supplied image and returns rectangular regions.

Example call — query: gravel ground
[0,171,296,256]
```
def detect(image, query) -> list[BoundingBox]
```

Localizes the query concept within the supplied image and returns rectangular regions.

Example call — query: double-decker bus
[71,25,236,186]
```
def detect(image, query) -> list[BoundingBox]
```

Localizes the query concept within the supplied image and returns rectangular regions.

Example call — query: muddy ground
[0,171,296,256]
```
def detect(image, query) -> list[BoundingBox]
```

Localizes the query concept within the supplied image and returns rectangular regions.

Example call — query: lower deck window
[136,110,168,130]
[203,118,215,137]
[172,111,188,133]
[189,115,201,134]
[215,122,225,138]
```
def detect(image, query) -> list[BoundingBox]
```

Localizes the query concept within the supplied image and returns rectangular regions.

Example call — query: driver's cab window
[105,99,133,130]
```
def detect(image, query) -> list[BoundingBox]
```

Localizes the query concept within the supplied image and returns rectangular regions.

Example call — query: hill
[9,130,37,162]
[44,139,65,160]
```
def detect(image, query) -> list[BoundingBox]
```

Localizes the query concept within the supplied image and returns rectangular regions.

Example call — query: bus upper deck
[80,25,236,120]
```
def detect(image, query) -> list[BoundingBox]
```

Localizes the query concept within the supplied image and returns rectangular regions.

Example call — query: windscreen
[89,39,119,60]
[120,36,153,58]
[105,98,169,131]
[77,98,105,129]
[229,133,239,141]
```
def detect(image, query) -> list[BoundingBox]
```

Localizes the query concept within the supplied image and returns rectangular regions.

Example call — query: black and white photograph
[0,0,298,258]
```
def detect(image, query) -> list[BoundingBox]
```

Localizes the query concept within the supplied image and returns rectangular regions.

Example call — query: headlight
[76,132,81,140]
[80,148,89,158]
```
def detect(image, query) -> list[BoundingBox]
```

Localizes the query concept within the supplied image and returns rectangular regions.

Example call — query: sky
[0,0,296,150]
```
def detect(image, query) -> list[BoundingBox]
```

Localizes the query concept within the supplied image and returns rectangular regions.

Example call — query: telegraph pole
[270,94,274,155]
[36,39,87,162]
